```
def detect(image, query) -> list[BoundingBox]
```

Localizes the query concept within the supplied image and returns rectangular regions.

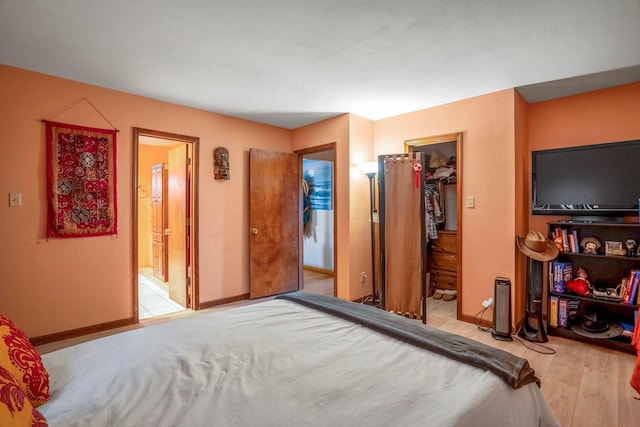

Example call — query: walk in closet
[379,132,462,322]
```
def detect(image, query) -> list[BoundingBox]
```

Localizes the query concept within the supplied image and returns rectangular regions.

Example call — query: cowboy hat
[516,231,559,262]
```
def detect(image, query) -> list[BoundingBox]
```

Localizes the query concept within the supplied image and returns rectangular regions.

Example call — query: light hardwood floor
[426,296,640,427]
[301,268,335,296]
[36,273,640,427]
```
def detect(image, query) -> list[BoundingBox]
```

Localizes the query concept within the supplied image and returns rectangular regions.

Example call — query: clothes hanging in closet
[425,182,444,240]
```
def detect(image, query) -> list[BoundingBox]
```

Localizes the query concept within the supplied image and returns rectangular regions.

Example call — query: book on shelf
[549,295,559,327]
[620,319,635,339]
[566,298,580,323]
[628,270,640,305]
[561,229,570,253]
[571,230,579,253]
[557,297,580,328]
[558,298,568,327]
[624,270,640,304]
[622,272,632,303]
[621,329,634,339]
[551,261,573,293]
[552,227,579,253]
[568,232,576,253]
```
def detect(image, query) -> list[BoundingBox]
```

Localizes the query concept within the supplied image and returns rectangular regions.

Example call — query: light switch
[9,192,22,207]
[466,196,474,208]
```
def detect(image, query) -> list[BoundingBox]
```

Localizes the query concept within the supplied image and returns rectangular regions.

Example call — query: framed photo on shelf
[605,240,623,256]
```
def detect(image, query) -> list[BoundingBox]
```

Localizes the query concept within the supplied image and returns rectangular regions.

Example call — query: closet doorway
[132,128,199,321]
[405,132,463,320]
[296,144,336,297]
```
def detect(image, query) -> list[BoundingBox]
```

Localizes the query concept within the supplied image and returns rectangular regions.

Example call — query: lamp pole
[365,171,378,306]
[358,161,380,307]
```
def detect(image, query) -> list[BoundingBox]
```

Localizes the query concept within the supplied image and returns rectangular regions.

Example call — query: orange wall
[527,82,640,234]
[291,114,376,302]
[373,90,518,323]
[292,114,351,299]
[0,65,291,337]
[526,82,640,325]
[513,91,530,325]
[348,114,376,300]
[3,61,636,340]
[372,82,640,326]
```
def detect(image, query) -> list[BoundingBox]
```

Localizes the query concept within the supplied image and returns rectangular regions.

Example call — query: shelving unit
[547,220,640,354]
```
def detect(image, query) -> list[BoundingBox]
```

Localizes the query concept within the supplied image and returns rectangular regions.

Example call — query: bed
[35,292,559,426]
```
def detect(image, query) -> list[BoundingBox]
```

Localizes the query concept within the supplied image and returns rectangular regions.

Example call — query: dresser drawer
[431,270,457,290]
[431,252,457,272]
[432,231,457,253]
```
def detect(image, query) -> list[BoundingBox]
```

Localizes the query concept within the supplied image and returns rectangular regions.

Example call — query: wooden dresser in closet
[430,230,457,293]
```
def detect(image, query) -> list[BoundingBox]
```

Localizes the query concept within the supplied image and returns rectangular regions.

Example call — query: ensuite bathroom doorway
[133,128,199,321]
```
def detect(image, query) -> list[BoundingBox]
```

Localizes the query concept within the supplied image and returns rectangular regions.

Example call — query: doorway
[296,144,336,297]
[405,132,463,321]
[248,147,336,299]
[132,128,199,321]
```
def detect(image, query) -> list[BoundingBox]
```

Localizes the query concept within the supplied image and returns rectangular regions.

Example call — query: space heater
[491,277,513,341]
[518,259,548,343]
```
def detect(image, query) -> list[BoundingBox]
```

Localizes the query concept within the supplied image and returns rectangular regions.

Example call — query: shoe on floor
[442,289,457,301]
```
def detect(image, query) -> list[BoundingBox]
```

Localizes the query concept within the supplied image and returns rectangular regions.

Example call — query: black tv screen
[532,139,640,218]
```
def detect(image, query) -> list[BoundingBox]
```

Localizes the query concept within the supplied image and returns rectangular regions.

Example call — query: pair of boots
[433,289,457,301]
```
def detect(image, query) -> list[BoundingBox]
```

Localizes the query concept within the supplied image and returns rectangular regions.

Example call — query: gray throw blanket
[277,292,539,389]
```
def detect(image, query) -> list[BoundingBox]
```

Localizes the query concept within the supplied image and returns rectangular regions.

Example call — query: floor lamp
[358,161,379,307]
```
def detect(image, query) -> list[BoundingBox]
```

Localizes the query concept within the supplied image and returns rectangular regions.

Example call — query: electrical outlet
[9,192,22,207]
[482,297,494,308]
[466,196,474,208]
[360,272,367,283]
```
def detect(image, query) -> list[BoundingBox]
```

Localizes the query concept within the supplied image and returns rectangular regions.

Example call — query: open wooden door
[249,149,300,299]
[168,143,189,307]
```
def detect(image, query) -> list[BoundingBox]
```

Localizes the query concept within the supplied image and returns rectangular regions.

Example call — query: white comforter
[39,298,559,426]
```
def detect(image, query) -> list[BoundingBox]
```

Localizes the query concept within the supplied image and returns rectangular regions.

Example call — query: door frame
[132,127,200,322]
[405,132,463,320]
[295,143,337,297]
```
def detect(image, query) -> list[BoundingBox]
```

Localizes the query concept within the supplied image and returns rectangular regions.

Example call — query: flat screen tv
[531,139,640,220]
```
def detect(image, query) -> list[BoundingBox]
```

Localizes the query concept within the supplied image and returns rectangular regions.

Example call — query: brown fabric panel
[383,154,422,316]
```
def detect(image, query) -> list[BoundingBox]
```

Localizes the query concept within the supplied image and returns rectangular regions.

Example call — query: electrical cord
[511,329,556,355]
[360,295,381,308]
[473,306,492,333]
[473,306,556,355]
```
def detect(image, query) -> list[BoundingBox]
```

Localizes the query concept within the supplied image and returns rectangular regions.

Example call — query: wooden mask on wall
[214,147,230,180]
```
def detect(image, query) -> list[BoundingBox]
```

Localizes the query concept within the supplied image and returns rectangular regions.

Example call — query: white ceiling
[1,1,639,129]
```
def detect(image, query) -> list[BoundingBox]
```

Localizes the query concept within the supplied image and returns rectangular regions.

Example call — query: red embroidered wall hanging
[45,121,117,237]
